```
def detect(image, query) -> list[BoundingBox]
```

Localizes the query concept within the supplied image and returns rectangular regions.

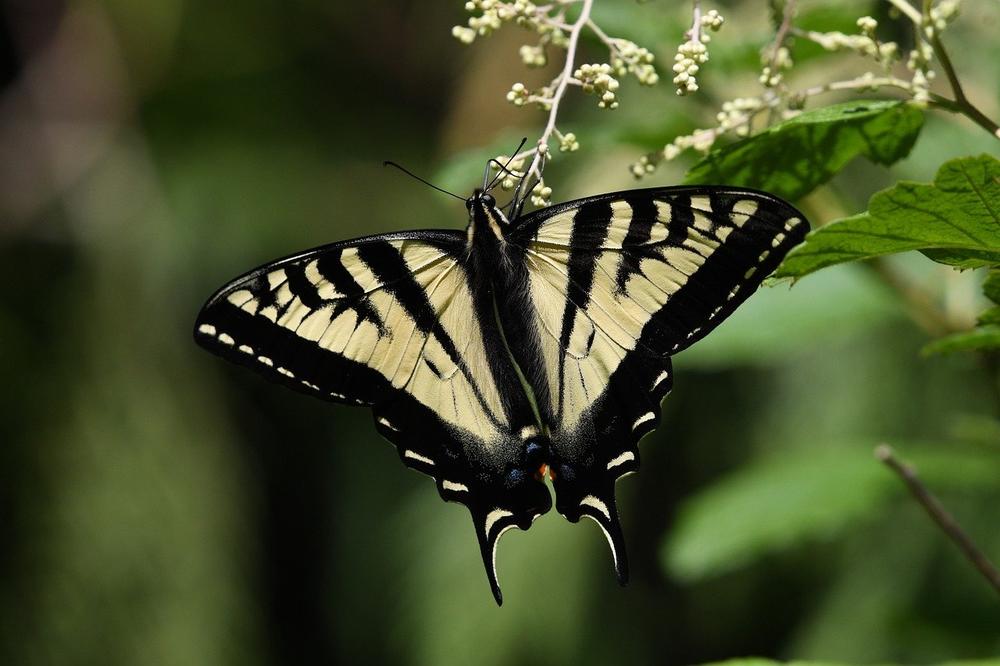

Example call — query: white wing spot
[485,508,514,537]
[606,451,636,471]
[238,344,254,355]
[218,333,235,346]
[686,326,702,340]
[442,480,468,493]
[403,449,435,466]
[653,370,670,389]
[632,412,656,431]
[744,266,757,279]
[731,199,759,226]
[378,416,400,432]
[198,324,216,336]
[519,425,539,440]
[226,289,255,307]
[491,524,516,587]
[727,286,740,301]
[580,495,611,521]
[758,250,770,262]
[771,232,786,248]
[708,305,723,320]
[784,217,802,231]
[582,515,619,571]
[266,270,286,290]
[301,380,319,391]
[277,367,294,378]
[258,356,273,367]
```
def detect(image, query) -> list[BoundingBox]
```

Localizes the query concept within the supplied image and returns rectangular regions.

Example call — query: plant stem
[929,34,1000,138]
[884,0,923,26]
[875,444,1000,596]
[523,0,593,186]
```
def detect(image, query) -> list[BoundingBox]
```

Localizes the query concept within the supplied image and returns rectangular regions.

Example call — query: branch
[522,0,594,186]
[884,0,923,25]
[929,34,1000,138]
[685,0,703,45]
[875,444,1000,596]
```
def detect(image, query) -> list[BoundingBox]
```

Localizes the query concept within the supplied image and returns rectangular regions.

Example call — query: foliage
[683,100,924,201]
[778,154,1000,277]
[2,1,999,666]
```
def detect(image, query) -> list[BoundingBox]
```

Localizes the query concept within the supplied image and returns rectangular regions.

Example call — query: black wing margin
[194,230,550,604]
[511,186,809,581]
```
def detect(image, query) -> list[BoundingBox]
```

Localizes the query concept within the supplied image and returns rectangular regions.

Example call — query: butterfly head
[466,188,510,243]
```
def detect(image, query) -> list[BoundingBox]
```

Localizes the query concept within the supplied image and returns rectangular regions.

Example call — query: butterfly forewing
[510,187,808,578]
[194,230,551,605]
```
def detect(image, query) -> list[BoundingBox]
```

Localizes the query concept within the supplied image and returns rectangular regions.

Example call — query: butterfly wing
[194,230,549,604]
[510,187,809,580]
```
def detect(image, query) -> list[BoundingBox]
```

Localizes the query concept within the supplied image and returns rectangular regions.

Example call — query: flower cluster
[490,155,527,191]
[452,0,670,204]
[673,8,724,95]
[906,42,936,105]
[629,0,989,181]
[926,0,960,36]
[574,63,621,109]
[557,131,579,153]
[530,179,553,207]
[519,44,546,68]
[452,0,543,43]
[506,82,530,107]
[804,22,899,66]
[609,40,659,86]
[759,46,791,88]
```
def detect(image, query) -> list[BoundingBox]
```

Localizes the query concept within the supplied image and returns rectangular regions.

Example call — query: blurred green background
[1,1,998,664]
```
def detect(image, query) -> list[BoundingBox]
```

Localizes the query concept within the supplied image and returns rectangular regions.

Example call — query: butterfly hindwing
[194,231,550,604]
[511,187,809,577]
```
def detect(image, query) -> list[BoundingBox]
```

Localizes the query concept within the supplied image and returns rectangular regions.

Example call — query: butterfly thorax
[465,190,511,250]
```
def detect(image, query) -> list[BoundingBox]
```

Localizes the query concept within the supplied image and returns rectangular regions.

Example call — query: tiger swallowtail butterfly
[194,172,808,605]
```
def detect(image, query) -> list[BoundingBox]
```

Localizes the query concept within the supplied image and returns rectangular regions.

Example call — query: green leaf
[978,306,1000,325]
[920,248,1000,269]
[702,657,1000,666]
[984,269,1000,304]
[660,444,1000,582]
[684,100,924,201]
[777,154,1000,278]
[662,448,894,582]
[921,326,1000,356]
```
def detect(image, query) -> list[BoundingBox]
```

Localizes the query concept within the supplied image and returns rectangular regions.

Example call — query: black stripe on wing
[194,229,551,605]
[643,190,809,355]
[194,230,464,404]
[511,185,808,583]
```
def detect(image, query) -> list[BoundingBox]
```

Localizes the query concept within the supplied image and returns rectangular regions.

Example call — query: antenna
[383,161,466,201]
[485,137,528,191]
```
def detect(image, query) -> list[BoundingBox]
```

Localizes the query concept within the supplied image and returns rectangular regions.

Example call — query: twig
[766,0,796,73]
[522,0,594,187]
[885,0,999,138]
[875,444,1000,596]
[884,0,923,25]
[929,34,1000,138]
[685,0,703,44]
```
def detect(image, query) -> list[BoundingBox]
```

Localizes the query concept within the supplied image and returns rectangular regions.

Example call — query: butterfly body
[195,184,808,604]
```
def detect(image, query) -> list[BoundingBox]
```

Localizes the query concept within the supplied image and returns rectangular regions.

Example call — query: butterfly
[193,166,808,605]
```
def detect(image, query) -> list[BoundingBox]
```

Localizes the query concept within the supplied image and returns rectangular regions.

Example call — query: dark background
[1,1,998,664]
